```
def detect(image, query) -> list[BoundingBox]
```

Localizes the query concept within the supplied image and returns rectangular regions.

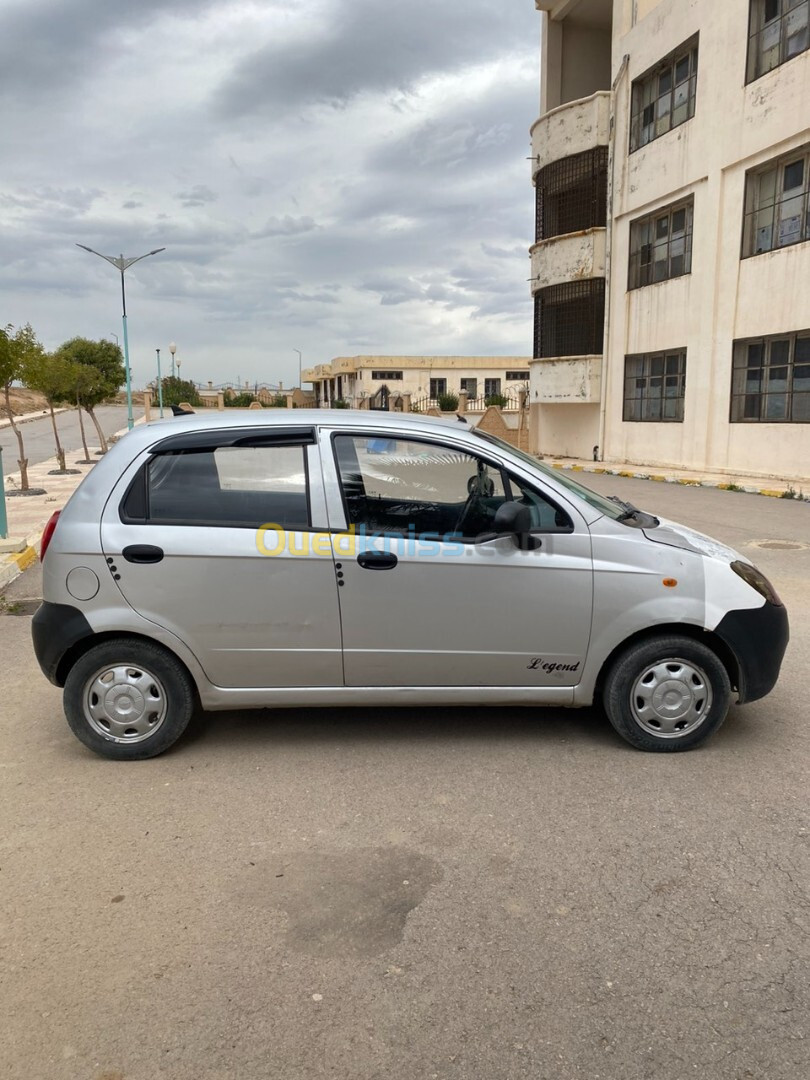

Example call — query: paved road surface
[1,477,808,1080]
[0,405,142,476]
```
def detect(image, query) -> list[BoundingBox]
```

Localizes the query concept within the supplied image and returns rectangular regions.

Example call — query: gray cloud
[175,185,219,208]
[215,0,532,118]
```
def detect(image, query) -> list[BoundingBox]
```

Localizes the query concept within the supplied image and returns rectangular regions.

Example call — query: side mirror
[479,502,541,549]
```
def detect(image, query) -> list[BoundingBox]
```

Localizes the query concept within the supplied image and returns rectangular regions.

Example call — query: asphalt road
[0,405,142,475]
[1,477,808,1080]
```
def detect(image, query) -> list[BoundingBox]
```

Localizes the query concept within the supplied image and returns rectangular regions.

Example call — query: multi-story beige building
[530,0,810,479]
[303,356,530,410]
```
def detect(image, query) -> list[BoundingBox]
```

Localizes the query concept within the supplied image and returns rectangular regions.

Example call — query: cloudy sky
[2,0,540,388]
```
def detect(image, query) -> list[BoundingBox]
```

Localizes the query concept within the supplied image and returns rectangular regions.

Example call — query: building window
[460,378,477,396]
[535,147,608,242]
[628,198,694,289]
[747,0,809,82]
[429,378,447,398]
[505,371,529,380]
[731,331,810,421]
[623,351,687,422]
[533,280,605,359]
[742,148,810,256]
[630,37,698,153]
[372,370,403,380]
[484,378,502,398]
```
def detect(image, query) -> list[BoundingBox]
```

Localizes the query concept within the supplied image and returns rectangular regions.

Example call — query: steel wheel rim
[83,662,168,744]
[629,656,713,739]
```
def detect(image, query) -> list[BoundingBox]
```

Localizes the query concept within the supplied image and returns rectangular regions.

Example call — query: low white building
[530,0,810,480]
[303,356,531,410]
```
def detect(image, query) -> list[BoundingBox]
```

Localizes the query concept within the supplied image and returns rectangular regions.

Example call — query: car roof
[142,408,466,433]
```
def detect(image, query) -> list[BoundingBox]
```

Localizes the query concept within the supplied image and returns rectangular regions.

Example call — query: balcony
[530,355,602,404]
[530,227,606,292]
[531,90,611,177]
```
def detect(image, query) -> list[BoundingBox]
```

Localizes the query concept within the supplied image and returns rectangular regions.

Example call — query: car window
[507,472,573,532]
[333,434,508,540]
[123,444,310,528]
[473,429,625,520]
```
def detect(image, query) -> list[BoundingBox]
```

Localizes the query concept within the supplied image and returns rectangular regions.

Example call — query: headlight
[730,561,782,606]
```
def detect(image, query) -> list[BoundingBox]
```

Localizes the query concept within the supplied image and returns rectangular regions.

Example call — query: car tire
[603,634,731,752]
[63,638,195,760]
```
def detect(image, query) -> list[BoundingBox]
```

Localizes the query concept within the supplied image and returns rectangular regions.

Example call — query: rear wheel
[63,638,195,760]
[603,635,731,752]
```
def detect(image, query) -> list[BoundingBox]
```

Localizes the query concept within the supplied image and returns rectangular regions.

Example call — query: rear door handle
[357,551,398,570]
[122,544,164,564]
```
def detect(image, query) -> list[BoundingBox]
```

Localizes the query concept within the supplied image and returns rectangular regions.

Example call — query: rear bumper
[714,601,789,704]
[31,602,94,686]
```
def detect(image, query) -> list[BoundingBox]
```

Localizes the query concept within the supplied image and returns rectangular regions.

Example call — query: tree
[55,338,125,453]
[22,351,75,472]
[68,362,97,463]
[0,323,46,491]
[159,376,201,408]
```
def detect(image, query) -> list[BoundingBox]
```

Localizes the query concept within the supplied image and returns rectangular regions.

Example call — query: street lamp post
[76,244,166,430]
[109,332,119,346]
[156,348,164,418]
[169,341,177,379]
[294,348,302,388]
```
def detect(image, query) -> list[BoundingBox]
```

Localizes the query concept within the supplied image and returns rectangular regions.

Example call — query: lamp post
[294,348,302,388]
[169,341,177,379]
[76,244,166,430]
[156,348,164,418]
[109,332,119,346]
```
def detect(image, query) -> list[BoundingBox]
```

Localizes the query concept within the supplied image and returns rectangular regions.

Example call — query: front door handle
[122,544,164,564]
[357,551,398,570]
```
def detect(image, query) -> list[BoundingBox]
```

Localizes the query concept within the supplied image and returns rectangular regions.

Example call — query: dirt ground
[3,387,51,416]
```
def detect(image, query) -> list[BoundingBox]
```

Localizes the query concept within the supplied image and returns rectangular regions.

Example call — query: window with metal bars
[623,350,687,422]
[630,36,698,153]
[742,147,810,256]
[535,147,608,242]
[731,331,810,421]
[628,197,694,288]
[533,280,605,359]
[747,0,809,82]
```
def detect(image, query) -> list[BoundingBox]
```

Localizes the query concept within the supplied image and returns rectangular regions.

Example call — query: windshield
[473,430,625,520]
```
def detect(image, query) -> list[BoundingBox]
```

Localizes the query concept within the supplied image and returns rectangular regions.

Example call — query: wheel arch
[55,630,199,701]
[593,623,740,703]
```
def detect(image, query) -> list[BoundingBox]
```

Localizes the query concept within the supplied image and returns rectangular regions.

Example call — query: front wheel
[63,638,195,760]
[603,635,731,752]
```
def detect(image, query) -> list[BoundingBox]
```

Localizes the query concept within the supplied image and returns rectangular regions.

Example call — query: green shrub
[436,392,459,411]
[331,398,350,409]
[269,394,287,407]
[485,393,509,408]
[224,391,259,408]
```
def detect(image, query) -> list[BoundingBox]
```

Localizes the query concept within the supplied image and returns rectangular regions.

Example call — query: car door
[100,426,343,689]
[323,429,593,687]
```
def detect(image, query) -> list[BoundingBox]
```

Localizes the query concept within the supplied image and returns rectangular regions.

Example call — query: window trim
[628,196,694,290]
[623,349,688,423]
[629,35,699,154]
[371,370,403,380]
[730,329,810,423]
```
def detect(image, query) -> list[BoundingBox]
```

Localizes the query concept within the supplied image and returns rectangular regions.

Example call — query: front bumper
[714,601,789,704]
[31,602,94,686]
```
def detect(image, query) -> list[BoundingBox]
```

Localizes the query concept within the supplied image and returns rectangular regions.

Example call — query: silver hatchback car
[33,411,788,759]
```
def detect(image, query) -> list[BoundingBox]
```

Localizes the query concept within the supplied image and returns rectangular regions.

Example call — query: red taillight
[40,511,61,562]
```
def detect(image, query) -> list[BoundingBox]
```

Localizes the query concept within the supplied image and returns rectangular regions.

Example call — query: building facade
[531,0,810,479]
[303,356,530,411]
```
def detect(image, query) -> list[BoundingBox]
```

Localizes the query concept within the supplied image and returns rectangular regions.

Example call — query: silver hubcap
[630,657,713,739]
[84,663,167,743]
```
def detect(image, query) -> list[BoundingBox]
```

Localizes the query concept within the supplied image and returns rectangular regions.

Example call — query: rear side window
[121,444,310,528]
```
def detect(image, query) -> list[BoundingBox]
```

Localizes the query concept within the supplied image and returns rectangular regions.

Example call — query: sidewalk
[0,420,138,590]
[0,406,69,430]
[546,455,808,500]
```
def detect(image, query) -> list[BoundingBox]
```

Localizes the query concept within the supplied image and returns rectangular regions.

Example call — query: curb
[548,462,807,502]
